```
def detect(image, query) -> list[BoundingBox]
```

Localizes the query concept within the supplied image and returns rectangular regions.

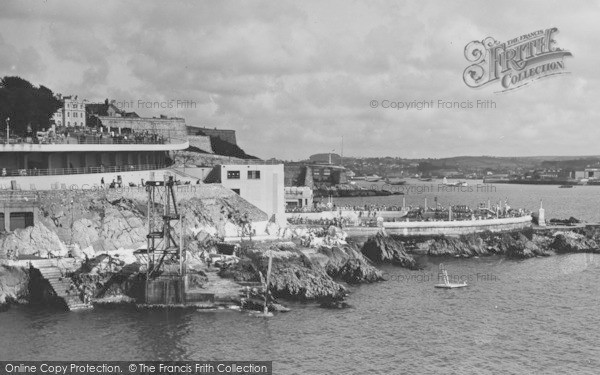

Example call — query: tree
[0,76,62,135]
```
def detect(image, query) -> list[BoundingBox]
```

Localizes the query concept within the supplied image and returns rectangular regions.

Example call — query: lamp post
[5,117,9,144]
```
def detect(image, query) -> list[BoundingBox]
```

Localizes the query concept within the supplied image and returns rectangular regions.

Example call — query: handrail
[1,164,167,177]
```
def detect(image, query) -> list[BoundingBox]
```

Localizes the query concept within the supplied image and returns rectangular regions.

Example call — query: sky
[0,0,598,160]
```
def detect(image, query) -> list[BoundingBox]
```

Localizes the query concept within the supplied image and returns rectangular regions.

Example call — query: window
[248,170,261,179]
[232,189,240,195]
[227,170,240,179]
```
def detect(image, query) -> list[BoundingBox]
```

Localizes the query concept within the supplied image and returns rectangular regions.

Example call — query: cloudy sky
[0,0,597,160]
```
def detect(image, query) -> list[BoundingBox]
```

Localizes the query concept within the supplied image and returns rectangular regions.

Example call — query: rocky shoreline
[2,191,599,313]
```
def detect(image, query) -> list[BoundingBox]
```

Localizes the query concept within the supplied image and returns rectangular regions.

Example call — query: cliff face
[0,189,267,260]
[362,233,421,269]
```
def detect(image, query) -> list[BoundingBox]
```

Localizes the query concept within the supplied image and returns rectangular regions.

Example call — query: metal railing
[2,164,167,177]
[0,135,171,146]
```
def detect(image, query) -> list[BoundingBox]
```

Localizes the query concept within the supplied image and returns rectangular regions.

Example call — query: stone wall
[188,135,214,153]
[187,126,237,145]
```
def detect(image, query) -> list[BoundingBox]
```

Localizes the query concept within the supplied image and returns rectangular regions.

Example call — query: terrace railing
[1,164,167,177]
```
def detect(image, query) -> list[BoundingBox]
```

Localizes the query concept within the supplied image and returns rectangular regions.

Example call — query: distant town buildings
[52,94,87,127]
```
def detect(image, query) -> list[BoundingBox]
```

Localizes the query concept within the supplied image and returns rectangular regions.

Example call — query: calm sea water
[1,183,599,374]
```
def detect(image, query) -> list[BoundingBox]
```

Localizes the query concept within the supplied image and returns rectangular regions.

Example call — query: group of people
[29,127,167,146]
[287,216,351,227]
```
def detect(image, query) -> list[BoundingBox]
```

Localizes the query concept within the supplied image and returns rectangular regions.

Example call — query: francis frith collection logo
[463,27,572,92]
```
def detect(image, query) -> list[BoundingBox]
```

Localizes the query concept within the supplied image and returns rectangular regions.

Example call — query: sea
[1,180,599,374]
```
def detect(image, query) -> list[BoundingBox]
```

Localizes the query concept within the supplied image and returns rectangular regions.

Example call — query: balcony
[1,163,167,177]
[0,132,188,152]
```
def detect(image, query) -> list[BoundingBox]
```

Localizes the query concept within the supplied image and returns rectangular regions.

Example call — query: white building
[52,95,87,127]
[206,164,285,225]
[285,186,313,209]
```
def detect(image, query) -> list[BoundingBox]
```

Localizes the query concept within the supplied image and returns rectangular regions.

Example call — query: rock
[69,243,84,258]
[317,245,383,284]
[71,218,100,249]
[0,223,68,258]
[502,233,552,259]
[362,233,420,269]
[550,231,600,253]
[218,258,260,282]
[268,259,346,300]
[426,235,488,257]
[227,249,347,301]
[81,246,96,259]
[0,265,29,307]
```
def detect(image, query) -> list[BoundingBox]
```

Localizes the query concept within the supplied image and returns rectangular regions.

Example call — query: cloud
[0,0,597,159]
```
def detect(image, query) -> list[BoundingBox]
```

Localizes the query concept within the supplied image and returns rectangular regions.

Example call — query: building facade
[52,95,87,128]
[205,164,285,225]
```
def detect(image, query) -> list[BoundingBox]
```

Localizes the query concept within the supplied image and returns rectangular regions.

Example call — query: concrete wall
[187,126,237,145]
[382,215,532,236]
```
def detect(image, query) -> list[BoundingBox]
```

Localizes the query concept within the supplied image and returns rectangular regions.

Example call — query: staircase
[30,259,90,311]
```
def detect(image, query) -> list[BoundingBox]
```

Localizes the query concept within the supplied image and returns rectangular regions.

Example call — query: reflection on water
[2,186,600,373]
[1,254,599,373]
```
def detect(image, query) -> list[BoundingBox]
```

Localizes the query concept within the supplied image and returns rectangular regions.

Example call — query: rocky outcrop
[550,231,600,254]
[361,233,420,269]
[496,233,550,259]
[220,246,347,301]
[422,232,553,259]
[0,265,29,308]
[359,230,557,266]
[317,245,383,284]
[0,223,68,259]
[425,235,489,257]
[267,256,346,301]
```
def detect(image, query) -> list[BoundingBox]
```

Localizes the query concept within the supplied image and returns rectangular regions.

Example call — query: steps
[30,259,90,311]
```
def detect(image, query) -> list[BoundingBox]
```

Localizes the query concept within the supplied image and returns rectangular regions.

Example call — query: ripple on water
[1,254,599,373]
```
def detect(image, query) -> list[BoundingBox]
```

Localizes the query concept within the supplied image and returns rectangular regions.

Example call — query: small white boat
[442,177,468,187]
[434,265,468,289]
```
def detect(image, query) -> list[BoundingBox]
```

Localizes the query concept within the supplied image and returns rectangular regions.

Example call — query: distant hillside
[417,156,539,171]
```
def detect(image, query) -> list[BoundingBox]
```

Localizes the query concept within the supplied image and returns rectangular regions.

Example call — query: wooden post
[263,254,273,315]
